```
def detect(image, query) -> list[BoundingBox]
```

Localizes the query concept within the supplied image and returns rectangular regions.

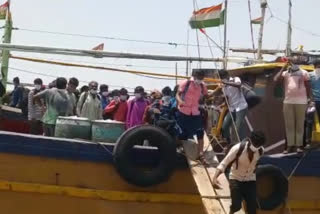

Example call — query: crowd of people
[7,59,320,214]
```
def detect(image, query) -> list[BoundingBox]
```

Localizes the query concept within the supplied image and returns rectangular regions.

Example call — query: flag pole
[1,0,12,90]
[223,0,228,69]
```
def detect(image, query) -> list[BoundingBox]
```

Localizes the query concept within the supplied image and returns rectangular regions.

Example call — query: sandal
[297,147,304,153]
[198,155,210,167]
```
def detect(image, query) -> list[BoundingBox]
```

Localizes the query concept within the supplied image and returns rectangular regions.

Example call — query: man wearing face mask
[217,70,249,144]
[274,59,310,153]
[104,88,128,122]
[76,81,103,120]
[34,77,69,137]
[99,84,109,110]
[126,86,149,129]
[66,77,79,116]
[212,131,265,214]
[28,78,45,135]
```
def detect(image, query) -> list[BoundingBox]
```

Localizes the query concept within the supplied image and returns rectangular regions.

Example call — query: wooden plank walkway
[182,133,245,214]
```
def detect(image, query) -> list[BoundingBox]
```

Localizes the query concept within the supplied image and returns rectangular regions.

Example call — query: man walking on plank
[212,131,265,214]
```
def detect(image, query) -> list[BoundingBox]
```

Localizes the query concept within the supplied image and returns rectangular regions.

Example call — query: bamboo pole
[223,0,228,69]
[175,62,178,85]
[0,43,223,62]
[247,0,256,59]
[1,0,12,90]
[257,0,267,61]
[286,0,292,56]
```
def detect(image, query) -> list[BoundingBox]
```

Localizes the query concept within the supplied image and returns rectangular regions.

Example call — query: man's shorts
[176,111,204,140]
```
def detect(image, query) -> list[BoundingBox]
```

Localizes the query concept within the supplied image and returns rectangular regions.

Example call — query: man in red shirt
[104,88,128,122]
[176,70,210,165]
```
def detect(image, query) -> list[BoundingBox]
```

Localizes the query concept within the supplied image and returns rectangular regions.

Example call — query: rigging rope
[10,55,221,84]
[193,0,241,143]
[9,67,137,90]
[204,34,241,143]
[193,0,202,69]
[13,27,222,49]
[10,55,189,79]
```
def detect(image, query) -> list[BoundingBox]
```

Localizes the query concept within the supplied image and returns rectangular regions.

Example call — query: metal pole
[223,0,228,69]
[257,0,267,61]
[286,0,292,56]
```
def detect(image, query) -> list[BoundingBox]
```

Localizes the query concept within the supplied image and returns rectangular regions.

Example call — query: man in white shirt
[212,131,265,214]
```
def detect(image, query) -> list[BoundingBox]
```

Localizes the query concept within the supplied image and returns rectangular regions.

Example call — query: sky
[4,0,320,91]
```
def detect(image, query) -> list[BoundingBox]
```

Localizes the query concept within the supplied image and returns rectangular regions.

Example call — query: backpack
[225,139,263,169]
[181,80,204,101]
[19,87,30,117]
[241,83,261,109]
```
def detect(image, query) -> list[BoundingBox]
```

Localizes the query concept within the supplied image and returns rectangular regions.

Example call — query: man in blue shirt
[99,84,109,110]
[309,60,320,117]
[10,77,24,108]
[304,60,320,146]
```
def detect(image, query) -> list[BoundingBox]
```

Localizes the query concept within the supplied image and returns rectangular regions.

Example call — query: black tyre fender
[113,125,176,187]
[256,164,288,210]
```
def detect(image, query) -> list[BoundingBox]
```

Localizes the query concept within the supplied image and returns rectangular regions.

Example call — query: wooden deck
[182,133,245,214]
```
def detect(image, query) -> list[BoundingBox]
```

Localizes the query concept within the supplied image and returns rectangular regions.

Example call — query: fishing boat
[0,1,319,214]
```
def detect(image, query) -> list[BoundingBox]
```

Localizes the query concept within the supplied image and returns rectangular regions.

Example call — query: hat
[150,89,162,99]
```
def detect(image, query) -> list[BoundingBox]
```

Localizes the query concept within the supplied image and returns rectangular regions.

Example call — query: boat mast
[0,0,12,90]
[257,0,267,61]
[286,0,292,56]
[223,0,228,69]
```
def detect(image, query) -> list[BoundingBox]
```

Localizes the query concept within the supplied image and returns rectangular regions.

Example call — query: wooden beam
[230,48,284,55]
[0,179,316,210]
[202,134,235,214]
[0,179,201,205]
[182,140,225,214]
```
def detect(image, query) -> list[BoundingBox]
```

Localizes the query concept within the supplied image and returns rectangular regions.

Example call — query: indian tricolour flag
[189,3,225,29]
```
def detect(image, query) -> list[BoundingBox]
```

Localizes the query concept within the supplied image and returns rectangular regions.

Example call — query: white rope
[204,33,241,143]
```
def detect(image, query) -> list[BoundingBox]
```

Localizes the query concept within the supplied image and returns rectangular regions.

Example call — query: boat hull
[0,131,318,214]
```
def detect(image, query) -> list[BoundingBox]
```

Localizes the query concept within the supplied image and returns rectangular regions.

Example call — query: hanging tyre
[113,125,177,187]
[256,164,288,210]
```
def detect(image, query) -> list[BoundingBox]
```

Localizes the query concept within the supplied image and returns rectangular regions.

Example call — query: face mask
[249,143,260,152]
[102,91,109,97]
[135,93,142,99]
[35,85,41,90]
[90,89,98,95]
[194,79,203,85]
[120,95,127,101]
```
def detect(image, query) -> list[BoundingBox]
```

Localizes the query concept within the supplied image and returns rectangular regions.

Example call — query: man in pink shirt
[176,70,209,165]
[274,60,311,153]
